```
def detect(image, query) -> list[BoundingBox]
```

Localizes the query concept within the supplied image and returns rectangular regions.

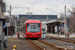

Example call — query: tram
[23,20,42,38]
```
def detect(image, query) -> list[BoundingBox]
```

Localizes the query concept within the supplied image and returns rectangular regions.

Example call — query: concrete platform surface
[4,33,23,39]
[4,33,75,39]
[46,33,75,38]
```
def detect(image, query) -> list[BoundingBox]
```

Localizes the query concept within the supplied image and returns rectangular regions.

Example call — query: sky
[4,0,75,17]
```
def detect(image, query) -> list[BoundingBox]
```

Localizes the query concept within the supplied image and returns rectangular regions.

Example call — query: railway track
[29,39,74,50]
[20,33,73,50]
[29,39,45,50]
[19,38,42,50]
[30,39,64,50]
[19,32,44,50]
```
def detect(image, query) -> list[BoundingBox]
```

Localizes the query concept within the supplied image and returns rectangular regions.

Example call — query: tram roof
[24,20,41,24]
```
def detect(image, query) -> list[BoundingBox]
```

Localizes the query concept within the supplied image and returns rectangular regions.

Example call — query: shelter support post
[57,25,59,35]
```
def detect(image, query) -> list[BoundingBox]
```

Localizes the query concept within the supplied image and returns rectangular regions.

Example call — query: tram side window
[23,26,24,33]
[24,26,26,33]
[38,23,40,32]
[38,23,40,27]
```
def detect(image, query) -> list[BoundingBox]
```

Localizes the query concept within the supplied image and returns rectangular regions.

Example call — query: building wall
[19,15,57,19]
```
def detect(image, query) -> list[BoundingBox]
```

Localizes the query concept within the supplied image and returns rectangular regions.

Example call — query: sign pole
[7,27,8,46]
[64,5,67,38]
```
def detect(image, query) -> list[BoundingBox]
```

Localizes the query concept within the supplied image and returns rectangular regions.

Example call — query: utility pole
[46,16,48,34]
[10,5,11,24]
[47,16,48,23]
[64,5,67,38]
[15,20,17,32]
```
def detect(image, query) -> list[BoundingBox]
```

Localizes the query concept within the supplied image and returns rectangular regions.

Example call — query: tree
[68,6,75,18]
[58,13,64,20]
[68,6,75,33]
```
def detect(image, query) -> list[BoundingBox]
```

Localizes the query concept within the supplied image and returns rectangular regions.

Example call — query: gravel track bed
[59,38,75,40]
[66,38,75,40]
[33,40,59,50]
[4,38,41,50]
[40,38,75,50]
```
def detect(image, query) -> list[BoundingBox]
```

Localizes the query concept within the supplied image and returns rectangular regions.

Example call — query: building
[3,15,17,35]
[19,15,57,19]
[0,2,6,18]
[0,0,7,49]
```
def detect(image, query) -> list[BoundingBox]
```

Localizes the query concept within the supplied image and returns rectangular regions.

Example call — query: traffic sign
[65,21,67,23]
[3,26,6,28]
[4,22,10,26]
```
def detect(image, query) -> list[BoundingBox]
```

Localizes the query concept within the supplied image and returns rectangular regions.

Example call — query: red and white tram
[23,20,41,38]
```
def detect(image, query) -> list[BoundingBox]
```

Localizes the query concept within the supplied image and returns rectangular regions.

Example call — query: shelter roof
[46,19,64,24]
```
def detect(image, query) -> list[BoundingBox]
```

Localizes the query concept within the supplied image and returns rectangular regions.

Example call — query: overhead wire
[45,0,66,14]
[52,0,73,14]
[30,0,36,9]
[56,0,66,7]
[54,0,66,11]
[13,0,37,15]
[47,8,60,14]
[40,0,65,15]
[13,8,28,14]
[43,9,47,15]
[64,0,74,15]
[66,0,73,4]
[26,0,36,13]
[27,0,38,17]
[30,0,38,11]
[55,0,73,13]
[5,0,37,15]
[6,0,74,15]
[12,7,29,8]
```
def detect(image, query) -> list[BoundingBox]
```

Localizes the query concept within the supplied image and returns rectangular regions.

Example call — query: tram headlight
[27,34,29,36]
[38,34,40,36]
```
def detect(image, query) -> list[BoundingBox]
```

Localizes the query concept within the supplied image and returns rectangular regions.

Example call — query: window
[27,23,40,32]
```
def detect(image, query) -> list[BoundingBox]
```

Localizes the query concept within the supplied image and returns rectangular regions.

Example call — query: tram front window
[27,23,40,32]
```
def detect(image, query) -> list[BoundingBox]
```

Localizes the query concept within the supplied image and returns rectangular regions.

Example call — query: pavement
[46,33,75,38]
[4,33,75,39]
[4,33,23,39]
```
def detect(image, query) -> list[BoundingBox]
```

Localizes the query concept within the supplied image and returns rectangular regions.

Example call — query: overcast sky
[4,0,75,17]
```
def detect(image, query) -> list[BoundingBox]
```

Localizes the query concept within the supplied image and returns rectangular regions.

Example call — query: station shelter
[46,20,64,35]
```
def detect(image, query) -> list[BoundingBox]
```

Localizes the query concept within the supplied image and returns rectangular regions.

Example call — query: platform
[46,33,75,38]
[4,33,23,39]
